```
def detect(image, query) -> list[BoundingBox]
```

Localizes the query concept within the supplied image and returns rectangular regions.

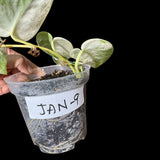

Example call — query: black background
[0,0,133,158]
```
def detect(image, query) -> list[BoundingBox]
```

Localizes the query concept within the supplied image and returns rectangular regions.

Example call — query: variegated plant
[0,0,113,75]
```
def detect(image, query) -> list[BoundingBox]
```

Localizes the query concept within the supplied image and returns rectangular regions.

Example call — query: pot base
[39,144,75,154]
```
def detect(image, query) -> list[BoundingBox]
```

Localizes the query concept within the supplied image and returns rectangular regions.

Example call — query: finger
[0,80,10,95]
[0,75,6,80]
[6,49,39,73]
[24,58,39,73]
[6,48,20,55]
[7,55,38,74]
[7,55,29,74]
[0,84,10,95]
[0,79,6,88]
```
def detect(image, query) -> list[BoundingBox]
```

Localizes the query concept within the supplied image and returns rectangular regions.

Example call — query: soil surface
[29,70,73,82]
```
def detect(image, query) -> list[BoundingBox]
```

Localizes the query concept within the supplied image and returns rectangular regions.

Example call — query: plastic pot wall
[5,65,90,154]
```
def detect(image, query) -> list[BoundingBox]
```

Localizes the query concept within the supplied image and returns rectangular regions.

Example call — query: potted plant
[0,0,113,154]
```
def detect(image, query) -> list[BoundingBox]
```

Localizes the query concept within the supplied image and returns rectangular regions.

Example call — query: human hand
[0,48,38,95]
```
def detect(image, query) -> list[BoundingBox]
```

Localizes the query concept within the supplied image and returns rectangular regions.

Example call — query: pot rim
[5,64,90,85]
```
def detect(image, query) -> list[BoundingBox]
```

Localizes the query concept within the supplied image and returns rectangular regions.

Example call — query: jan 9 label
[25,85,84,119]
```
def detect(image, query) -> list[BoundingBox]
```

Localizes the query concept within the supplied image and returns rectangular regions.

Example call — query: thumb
[7,55,38,74]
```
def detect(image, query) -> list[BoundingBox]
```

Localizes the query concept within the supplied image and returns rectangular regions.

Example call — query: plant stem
[1,36,76,73]
[37,46,75,73]
[2,44,30,48]
[11,33,37,48]
[75,50,83,73]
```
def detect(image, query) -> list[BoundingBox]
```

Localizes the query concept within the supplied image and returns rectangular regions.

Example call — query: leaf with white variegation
[80,39,113,68]
[70,39,114,68]
[0,0,54,41]
[53,37,73,59]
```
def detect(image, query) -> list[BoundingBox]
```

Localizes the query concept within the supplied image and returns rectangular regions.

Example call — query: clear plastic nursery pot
[5,65,90,154]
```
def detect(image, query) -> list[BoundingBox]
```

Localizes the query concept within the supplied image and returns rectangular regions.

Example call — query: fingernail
[27,66,34,74]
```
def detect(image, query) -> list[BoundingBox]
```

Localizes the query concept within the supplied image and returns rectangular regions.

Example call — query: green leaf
[80,38,113,68]
[0,0,54,41]
[36,31,61,64]
[37,32,74,59]
[36,32,74,64]
[36,32,113,69]
[0,48,7,75]
[36,31,54,56]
